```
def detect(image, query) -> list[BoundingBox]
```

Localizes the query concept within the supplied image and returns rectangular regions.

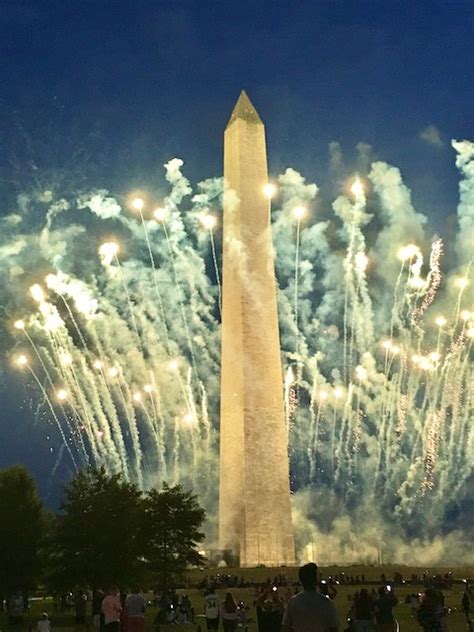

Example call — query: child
[38,613,51,632]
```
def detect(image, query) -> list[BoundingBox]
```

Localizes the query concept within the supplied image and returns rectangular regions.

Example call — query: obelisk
[219,91,295,566]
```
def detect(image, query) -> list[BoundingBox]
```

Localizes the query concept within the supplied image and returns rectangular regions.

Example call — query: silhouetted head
[224,592,237,612]
[299,563,318,590]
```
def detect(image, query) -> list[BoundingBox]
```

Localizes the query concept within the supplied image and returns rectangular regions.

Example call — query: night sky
[1,0,473,502]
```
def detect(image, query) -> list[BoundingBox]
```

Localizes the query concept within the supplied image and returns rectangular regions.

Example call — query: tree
[50,467,144,588]
[0,466,44,596]
[142,483,205,591]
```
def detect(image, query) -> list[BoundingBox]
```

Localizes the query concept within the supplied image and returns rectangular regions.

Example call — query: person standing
[102,587,122,632]
[281,563,339,632]
[221,592,239,632]
[462,587,472,628]
[125,589,145,632]
[75,590,88,627]
[417,588,446,632]
[374,587,398,632]
[7,593,24,626]
[37,613,51,632]
[353,589,374,632]
[204,586,220,631]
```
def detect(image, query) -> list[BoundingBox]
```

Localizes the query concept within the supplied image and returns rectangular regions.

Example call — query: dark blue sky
[0,0,473,499]
[1,0,473,224]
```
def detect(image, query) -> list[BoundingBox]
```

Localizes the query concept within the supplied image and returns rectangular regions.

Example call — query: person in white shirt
[37,613,51,632]
[204,586,220,630]
[221,593,239,632]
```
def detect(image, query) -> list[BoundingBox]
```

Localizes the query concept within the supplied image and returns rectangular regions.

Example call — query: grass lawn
[1,565,472,632]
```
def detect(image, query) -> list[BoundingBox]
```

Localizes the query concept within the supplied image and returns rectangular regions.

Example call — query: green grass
[1,566,472,632]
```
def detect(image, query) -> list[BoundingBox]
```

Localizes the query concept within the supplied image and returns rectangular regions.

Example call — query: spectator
[319,581,338,601]
[417,588,446,632]
[410,594,421,618]
[102,587,122,632]
[7,593,24,626]
[204,585,220,630]
[373,586,398,632]
[126,589,145,632]
[353,589,374,632]
[256,593,283,632]
[92,591,104,630]
[75,590,88,627]
[221,592,239,632]
[37,613,51,632]
[462,587,471,624]
[281,563,339,632]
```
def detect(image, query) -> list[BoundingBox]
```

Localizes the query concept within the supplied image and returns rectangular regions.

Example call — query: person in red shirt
[102,588,122,632]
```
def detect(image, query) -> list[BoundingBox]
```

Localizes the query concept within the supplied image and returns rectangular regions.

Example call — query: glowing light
[93,360,104,370]
[429,352,440,362]
[355,365,368,381]
[467,327,474,338]
[409,276,426,290]
[168,359,179,371]
[398,244,420,262]
[381,339,392,350]
[284,367,295,391]
[334,387,344,399]
[98,241,120,265]
[293,206,307,220]
[200,214,217,230]
[44,312,63,331]
[56,389,68,401]
[154,207,167,222]
[183,412,195,424]
[15,354,29,367]
[419,358,433,371]
[263,183,277,199]
[45,273,57,288]
[412,354,421,364]
[460,310,471,321]
[132,392,142,403]
[391,345,401,356]
[108,367,119,378]
[131,197,145,211]
[30,284,45,303]
[351,178,364,196]
[144,384,153,394]
[60,353,73,366]
[435,315,447,327]
[318,391,328,402]
[14,319,25,330]
[355,252,369,273]
[455,277,468,289]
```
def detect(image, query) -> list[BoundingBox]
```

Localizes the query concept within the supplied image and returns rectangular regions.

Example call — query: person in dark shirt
[74,590,88,626]
[417,588,446,632]
[374,587,398,632]
[353,589,374,631]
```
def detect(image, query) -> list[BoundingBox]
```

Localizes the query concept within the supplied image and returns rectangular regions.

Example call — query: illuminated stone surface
[219,91,295,566]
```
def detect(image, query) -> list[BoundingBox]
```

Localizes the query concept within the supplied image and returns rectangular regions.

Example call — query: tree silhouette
[0,466,44,597]
[143,483,205,591]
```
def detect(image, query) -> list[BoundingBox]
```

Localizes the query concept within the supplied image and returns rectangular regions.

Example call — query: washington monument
[219,91,295,566]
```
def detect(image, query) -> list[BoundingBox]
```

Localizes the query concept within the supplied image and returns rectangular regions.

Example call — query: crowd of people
[2,565,472,632]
